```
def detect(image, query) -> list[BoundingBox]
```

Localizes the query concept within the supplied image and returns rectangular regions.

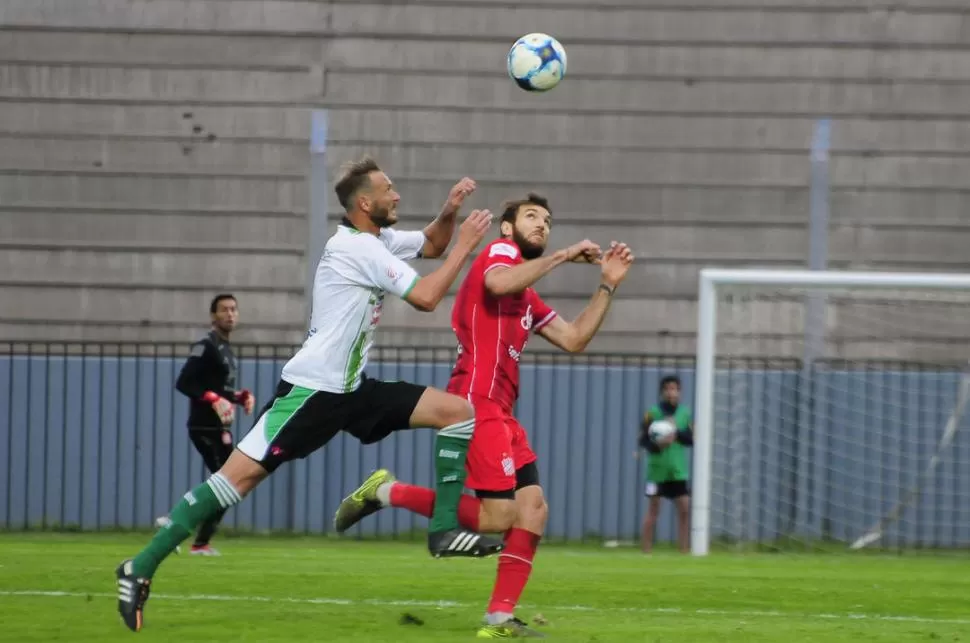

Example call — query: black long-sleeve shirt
[175,330,239,429]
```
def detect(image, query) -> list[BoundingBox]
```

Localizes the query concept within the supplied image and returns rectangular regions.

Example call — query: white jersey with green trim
[281,224,425,393]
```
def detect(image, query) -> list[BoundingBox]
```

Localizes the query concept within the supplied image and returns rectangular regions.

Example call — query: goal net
[691,269,970,555]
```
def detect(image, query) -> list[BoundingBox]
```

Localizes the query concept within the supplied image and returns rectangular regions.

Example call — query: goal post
[691,268,970,556]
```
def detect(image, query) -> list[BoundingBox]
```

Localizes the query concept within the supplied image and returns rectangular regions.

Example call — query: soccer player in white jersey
[115,157,501,633]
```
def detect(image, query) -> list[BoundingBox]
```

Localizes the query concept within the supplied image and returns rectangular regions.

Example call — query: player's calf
[408,389,488,555]
[116,450,259,631]
[477,497,519,533]
[485,480,547,628]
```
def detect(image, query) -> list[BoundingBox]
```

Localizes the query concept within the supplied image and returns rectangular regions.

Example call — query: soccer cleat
[476,616,546,638]
[116,559,151,632]
[428,527,504,559]
[334,468,396,533]
[189,544,221,556]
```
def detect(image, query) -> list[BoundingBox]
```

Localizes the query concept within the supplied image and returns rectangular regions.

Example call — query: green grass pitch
[1,533,969,641]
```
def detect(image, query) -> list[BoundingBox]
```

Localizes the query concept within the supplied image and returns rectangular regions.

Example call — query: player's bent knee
[438,394,474,428]
[410,388,474,429]
[478,497,518,532]
[515,486,548,532]
[218,449,268,496]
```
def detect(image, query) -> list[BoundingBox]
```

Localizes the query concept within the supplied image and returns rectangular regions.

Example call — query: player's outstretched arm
[484,239,601,297]
[537,242,634,353]
[421,178,476,259]
[406,209,493,311]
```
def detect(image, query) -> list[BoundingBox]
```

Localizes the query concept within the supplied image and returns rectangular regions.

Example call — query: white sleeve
[348,241,421,299]
[381,228,427,261]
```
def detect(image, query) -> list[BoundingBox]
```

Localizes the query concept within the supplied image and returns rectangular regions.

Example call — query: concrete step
[0,208,305,249]
[0,30,324,67]
[366,0,966,8]
[329,38,970,81]
[13,102,963,158]
[3,171,968,223]
[5,136,969,189]
[361,176,970,222]
[324,70,970,117]
[0,101,312,139]
[322,142,970,188]
[0,136,308,173]
[375,291,970,348]
[0,284,305,327]
[326,108,970,154]
[322,144,809,185]
[0,63,316,102]
[375,326,966,362]
[333,4,964,45]
[0,171,306,210]
[0,248,303,290]
[3,0,332,33]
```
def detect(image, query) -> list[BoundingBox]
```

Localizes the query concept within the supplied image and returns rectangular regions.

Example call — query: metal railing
[1,342,965,547]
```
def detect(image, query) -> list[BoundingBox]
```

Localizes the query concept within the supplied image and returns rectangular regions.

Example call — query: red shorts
[463,395,537,493]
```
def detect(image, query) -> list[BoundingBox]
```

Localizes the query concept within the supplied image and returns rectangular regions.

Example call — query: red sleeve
[528,289,558,333]
[481,240,522,276]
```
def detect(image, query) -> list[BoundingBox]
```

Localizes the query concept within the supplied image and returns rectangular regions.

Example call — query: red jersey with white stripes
[447,239,558,413]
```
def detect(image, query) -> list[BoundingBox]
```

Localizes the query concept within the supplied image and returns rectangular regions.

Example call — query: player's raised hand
[445,177,477,211]
[601,241,634,287]
[456,208,493,250]
[564,239,603,264]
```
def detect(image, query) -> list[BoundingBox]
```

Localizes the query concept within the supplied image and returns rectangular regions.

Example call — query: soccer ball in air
[507,33,567,92]
[649,419,677,443]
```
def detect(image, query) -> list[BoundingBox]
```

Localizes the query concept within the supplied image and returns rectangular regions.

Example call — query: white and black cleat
[428,528,504,559]
[116,559,151,632]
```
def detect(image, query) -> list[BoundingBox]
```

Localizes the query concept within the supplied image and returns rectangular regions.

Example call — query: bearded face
[504,205,550,259]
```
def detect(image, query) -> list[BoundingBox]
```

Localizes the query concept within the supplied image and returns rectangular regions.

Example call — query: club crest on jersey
[501,455,515,476]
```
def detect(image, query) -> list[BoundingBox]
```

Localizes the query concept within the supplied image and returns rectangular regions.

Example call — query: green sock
[131,473,242,578]
[429,419,474,533]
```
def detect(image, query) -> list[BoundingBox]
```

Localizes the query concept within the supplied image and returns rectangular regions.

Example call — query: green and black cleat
[477,616,546,638]
[334,468,395,533]
[428,527,504,559]
[116,559,151,632]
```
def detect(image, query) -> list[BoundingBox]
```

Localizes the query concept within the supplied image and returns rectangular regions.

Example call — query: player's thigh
[188,429,221,473]
[467,413,517,496]
[508,416,537,472]
[406,386,474,430]
[342,377,434,444]
[513,464,547,526]
[674,493,690,516]
[190,428,234,473]
[237,380,342,473]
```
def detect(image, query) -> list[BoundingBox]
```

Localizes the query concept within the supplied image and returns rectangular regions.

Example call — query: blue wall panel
[2,351,968,548]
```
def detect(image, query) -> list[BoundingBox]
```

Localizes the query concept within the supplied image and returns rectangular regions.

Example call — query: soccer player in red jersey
[335,193,634,637]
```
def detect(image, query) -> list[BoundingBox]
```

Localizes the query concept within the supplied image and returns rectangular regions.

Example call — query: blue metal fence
[1,343,968,548]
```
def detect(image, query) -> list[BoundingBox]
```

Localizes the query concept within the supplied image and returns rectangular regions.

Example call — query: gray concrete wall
[1,0,968,357]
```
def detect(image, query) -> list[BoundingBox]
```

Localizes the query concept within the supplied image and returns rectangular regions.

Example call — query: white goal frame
[691,268,970,556]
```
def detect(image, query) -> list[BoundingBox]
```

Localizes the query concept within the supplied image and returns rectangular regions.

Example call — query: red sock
[487,527,541,615]
[388,483,481,531]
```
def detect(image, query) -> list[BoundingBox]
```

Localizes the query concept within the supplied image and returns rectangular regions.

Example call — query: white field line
[1,590,969,625]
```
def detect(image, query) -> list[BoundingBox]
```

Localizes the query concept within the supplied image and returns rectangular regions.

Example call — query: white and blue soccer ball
[649,419,677,443]
[507,33,567,92]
